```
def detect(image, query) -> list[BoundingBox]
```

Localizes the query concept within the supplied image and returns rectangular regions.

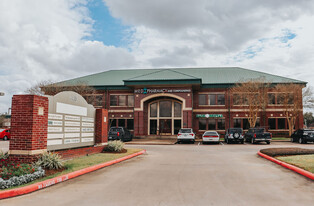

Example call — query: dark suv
[108,127,133,142]
[291,129,314,144]
[225,128,244,144]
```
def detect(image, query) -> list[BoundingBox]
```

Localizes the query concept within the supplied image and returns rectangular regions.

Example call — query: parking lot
[1,141,314,206]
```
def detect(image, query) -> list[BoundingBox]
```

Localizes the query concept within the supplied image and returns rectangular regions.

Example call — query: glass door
[159,119,172,135]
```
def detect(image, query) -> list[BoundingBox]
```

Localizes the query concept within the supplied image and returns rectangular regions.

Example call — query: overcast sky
[1,0,314,113]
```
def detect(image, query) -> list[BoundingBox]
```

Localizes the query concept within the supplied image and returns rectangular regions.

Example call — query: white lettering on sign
[56,102,87,116]
[81,122,94,127]
[82,117,94,122]
[81,132,94,137]
[64,127,80,132]
[47,133,64,139]
[64,133,80,138]
[48,127,63,132]
[48,114,63,120]
[65,115,80,121]
[81,138,94,142]
[82,127,94,132]
[47,139,63,145]
[48,120,63,126]
[65,121,80,126]
[134,88,191,94]
[64,138,80,144]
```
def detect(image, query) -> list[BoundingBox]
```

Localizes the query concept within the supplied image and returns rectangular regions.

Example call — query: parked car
[108,127,133,142]
[245,128,272,144]
[291,129,314,144]
[225,128,244,144]
[202,131,220,144]
[177,128,195,143]
[0,129,10,141]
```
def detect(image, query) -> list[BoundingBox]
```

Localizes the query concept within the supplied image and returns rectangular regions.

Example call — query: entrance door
[174,120,181,134]
[150,120,157,135]
[159,119,172,135]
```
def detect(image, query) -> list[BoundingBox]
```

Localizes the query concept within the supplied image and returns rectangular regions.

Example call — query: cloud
[0,0,136,113]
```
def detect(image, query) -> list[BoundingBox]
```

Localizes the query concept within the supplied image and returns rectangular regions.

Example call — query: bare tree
[231,78,270,128]
[275,83,303,136]
[303,86,314,109]
[25,80,101,105]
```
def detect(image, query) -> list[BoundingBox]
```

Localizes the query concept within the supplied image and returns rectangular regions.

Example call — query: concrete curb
[0,150,146,199]
[257,151,314,180]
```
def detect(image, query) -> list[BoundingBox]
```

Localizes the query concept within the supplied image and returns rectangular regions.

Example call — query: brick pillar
[9,95,48,163]
[95,109,108,145]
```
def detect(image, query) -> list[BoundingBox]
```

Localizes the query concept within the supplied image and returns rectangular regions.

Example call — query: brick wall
[9,95,48,163]
[95,109,108,144]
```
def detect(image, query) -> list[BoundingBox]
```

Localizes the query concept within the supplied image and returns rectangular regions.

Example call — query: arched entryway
[148,99,182,135]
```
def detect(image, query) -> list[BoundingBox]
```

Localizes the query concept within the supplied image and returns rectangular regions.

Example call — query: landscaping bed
[259,147,314,157]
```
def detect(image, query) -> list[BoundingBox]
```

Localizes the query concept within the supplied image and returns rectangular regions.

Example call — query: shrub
[0,150,8,160]
[105,140,125,152]
[35,152,64,170]
[0,167,45,189]
[260,147,314,157]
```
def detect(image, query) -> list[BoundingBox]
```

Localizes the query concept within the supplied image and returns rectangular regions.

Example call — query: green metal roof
[58,67,306,88]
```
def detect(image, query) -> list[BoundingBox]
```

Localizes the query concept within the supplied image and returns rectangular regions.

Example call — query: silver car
[177,128,195,143]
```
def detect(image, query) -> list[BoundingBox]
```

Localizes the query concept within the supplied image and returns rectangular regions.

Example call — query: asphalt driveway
[1,142,314,206]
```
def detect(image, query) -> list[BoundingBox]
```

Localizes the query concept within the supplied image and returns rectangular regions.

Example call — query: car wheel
[299,137,303,144]
[3,136,8,141]
[251,138,255,144]
[290,137,294,142]
[266,141,270,145]
[241,140,244,144]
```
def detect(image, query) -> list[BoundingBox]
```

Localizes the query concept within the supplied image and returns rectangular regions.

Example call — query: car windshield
[230,128,242,133]
[0,129,4,132]
[204,132,217,135]
[179,129,192,133]
[110,128,123,132]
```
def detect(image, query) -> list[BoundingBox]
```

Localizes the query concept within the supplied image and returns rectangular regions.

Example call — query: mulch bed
[102,148,128,154]
[44,168,66,177]
[260,147,314,157]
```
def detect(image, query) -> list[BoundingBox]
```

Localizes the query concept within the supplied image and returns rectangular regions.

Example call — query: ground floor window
[233,118,260,129]
[198,118,225,131]
[110,118,134,130]
[268,118,287,130]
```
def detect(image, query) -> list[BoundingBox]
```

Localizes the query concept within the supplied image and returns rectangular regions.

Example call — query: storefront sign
[196,114,223,118]
[134,88,191,94]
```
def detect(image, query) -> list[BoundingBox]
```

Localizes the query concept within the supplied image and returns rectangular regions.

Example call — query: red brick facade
[95,109,109,144]
[9,95,49,163]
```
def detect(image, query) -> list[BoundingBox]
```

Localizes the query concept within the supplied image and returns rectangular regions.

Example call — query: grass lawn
[1,148,143,190]
[277,154,314,173]
[272,137,290,140]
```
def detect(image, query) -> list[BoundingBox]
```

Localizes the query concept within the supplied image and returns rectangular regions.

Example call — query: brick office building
[60,67,306,138]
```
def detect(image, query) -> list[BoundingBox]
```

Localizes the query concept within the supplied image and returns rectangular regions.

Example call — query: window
[233,94,241,105]
[217,94,225,105]
[110,95,118,106]
[278,118,286,129]
[208,119,216,130]
[159,101,172,117]
[217,119,225,130]
[268,118,276,130]
[277,94,284,104]
[110,119,117,127]
[208,95,216,105]
[128,95,134,107]
[268,93,275,105]
[118,119,125,127]
[127,119,134,130]
[174,102,182,117]
[199,119,206,130]
[150,103,157,117]
[243,119,250,130]
[233,119,241,128]
[118,95,126,106]
[199,94,206,105]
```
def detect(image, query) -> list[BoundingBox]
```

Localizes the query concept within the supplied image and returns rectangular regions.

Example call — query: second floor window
[199,93,225,106]
[110,95,134,107]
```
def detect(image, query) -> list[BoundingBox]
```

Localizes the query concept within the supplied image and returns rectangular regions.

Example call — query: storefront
[60,67,306,137]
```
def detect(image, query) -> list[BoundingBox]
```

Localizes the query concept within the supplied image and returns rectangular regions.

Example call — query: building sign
[46,91,96,151]
[196,114,223,118]
[134,88,191,94]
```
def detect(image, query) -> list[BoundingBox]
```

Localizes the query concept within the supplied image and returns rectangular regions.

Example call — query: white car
[177,128,195,143]
[202,131,220,144]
